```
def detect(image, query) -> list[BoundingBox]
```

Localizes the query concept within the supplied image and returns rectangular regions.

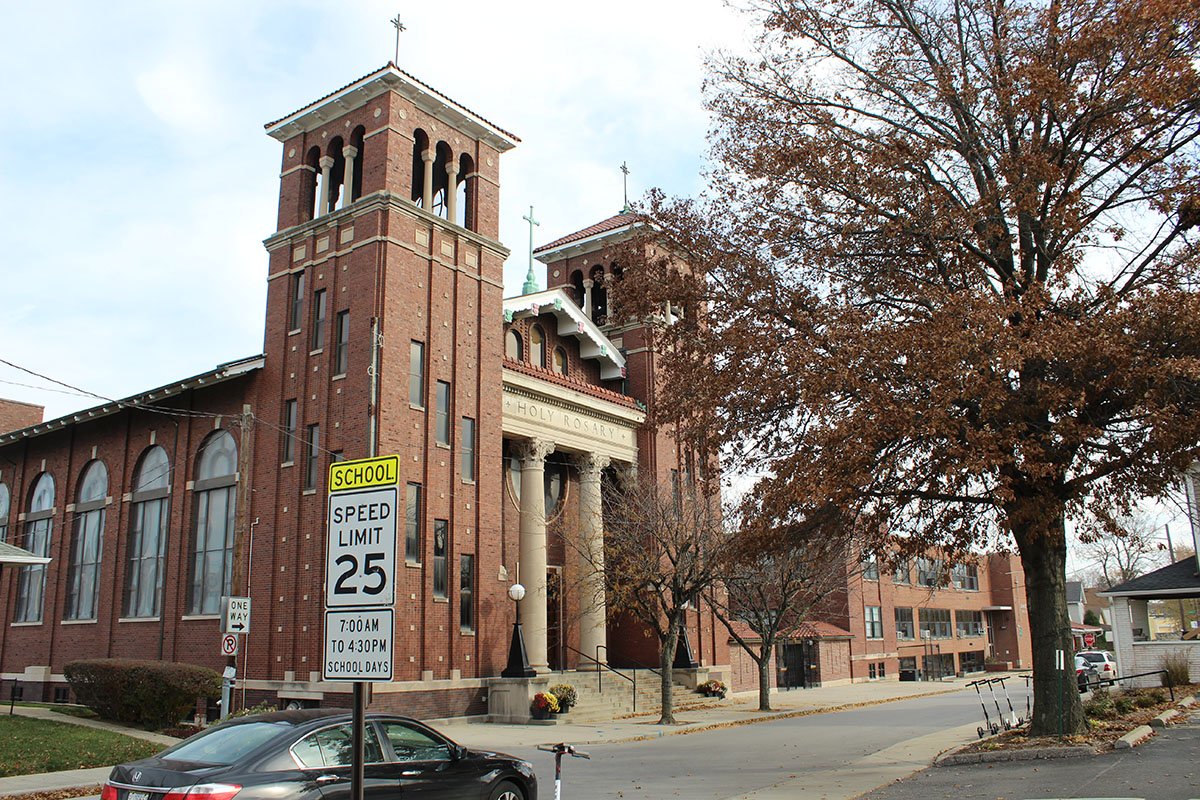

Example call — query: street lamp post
[501,582,535,678]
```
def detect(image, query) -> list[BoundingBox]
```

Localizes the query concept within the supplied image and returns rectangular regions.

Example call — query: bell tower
[248,65,521,689]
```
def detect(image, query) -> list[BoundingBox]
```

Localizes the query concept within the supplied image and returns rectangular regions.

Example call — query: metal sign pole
[325,454,396,800]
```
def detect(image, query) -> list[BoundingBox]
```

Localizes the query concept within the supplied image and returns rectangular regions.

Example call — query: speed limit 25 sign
[325,486,397,608]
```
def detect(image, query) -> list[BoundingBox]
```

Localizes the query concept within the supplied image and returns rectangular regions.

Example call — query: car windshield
[1080,653,1105,663]
[159,721,293,766]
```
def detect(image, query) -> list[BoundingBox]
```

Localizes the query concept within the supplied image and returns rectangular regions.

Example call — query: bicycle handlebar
[537,743,591,759]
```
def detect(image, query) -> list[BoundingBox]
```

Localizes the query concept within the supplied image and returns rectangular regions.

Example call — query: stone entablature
[501,370,642,462]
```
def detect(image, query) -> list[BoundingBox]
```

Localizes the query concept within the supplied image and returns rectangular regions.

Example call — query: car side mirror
[452,744,467,760]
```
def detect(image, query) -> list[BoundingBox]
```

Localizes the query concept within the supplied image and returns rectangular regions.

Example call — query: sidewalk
[0,675,979,797]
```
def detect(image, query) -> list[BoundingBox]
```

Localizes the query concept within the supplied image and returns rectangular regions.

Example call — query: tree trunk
[659,616,681,725]
[1009,494,1086,736]
[758,643,773,711]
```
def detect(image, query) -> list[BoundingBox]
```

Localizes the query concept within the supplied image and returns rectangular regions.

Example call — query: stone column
[445,161,458,223]
[421,150,435,210]
[576,453,611,668]
[318,155,335,216]
[515,438,555,673]
[582,278,594,318]
[341,145,358,209]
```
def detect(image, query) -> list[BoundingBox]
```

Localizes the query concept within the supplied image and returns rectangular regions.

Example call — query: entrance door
[547,566,563,671]
[777,641,815,689]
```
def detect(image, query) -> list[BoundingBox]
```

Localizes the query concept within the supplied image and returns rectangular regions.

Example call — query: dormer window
[530,325,546,368]
[506,330,523,361]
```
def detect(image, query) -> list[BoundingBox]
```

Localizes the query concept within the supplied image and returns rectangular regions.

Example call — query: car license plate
[127,791,150,800]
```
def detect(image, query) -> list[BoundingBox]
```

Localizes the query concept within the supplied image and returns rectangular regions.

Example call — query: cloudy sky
[0,0,751,421]
[1,2,1190,562]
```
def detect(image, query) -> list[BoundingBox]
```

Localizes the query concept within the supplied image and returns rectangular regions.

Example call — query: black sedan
[100,709,537,800]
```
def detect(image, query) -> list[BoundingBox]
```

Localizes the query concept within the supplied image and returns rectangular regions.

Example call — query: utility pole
[1165,524,1188,635]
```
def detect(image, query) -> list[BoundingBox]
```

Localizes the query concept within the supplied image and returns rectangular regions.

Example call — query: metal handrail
[563,643,642,712]
[1079,668,1175,701]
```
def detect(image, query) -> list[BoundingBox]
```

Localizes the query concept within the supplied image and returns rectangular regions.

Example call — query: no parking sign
[220,633,239,656]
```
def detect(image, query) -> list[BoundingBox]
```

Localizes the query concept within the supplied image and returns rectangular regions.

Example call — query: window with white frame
[865,605,884,638]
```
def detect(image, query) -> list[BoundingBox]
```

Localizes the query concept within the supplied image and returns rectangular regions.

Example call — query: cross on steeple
[620,162,631,213]
[522,205,541,294]
[390,14,406,66]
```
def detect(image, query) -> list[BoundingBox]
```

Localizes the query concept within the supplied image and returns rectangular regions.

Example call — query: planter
[531,708,551,721]
[984,661,1011,672]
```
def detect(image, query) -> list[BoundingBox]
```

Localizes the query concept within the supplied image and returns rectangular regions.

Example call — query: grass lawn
[0,715,161,777]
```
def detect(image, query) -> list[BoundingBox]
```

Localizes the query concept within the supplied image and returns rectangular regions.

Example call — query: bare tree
[599,479,731,724]
[709,512,857,711]
[1075,514,1167,588]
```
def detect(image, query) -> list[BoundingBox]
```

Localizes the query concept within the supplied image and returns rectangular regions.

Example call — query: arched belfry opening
[589,265,608,323]
[432,141,452,219]
[411,129,429,207]
[456,153,475,230]
[570,270,585,307]
[347,125,366,203]
[325,136,346,214]
[302,146,321,221]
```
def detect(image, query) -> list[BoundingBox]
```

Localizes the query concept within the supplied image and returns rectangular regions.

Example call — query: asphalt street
[862,709,1200,800]
[505,688,1031,800]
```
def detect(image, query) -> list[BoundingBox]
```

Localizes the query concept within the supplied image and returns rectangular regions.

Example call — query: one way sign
[222,596,252,635]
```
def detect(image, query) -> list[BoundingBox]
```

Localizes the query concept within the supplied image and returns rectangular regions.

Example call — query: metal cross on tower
[522,205,541,294]
[620,162,631,213]
[390,15,406,65]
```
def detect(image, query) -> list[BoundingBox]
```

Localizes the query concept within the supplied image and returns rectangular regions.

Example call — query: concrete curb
[1150,709,1181,728]
[936,744,1093,766]
[1114,724,1155,749]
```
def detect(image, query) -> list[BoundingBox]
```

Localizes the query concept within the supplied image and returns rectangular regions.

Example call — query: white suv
[1077,650,1118,684]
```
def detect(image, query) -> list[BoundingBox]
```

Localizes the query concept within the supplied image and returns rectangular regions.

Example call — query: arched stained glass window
[126,446,171,618]
[65,461,107,620]
[191,430,237,615]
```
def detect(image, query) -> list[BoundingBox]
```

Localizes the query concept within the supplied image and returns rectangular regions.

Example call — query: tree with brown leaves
[619,0,1200,735]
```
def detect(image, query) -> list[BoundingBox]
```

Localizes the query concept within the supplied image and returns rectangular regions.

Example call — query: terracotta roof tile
[502,359,640,410]
[265,63,519,143]
[534,212,638,255]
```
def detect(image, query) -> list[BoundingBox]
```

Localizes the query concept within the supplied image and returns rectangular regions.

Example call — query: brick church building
[0,63,729,714]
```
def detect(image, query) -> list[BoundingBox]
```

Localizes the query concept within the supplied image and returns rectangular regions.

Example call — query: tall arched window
[126,446,171,619]
[530,325,546,368]
[411,129,429,206]
[0,482,9,543]
[553,346,569,376]
[506,329,523,361]
[65,461,107,620]
[16,473,54,623]
[190,430,237,615]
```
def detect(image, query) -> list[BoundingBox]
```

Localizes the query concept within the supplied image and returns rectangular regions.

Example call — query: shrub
[548,684,577,710]
[64,659,221,729]
[1083,688,1116,720]
[222,701,278,722]
[1113,695,1135,714]
[1160,651,1191,687]
[1134,691,1163,709]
